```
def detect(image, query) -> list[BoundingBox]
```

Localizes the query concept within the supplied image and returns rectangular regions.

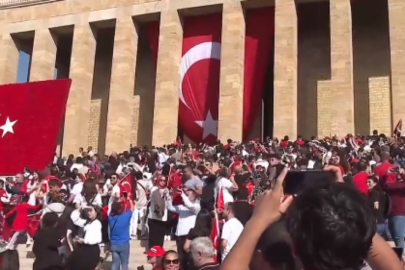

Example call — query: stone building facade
[0,0,403,156]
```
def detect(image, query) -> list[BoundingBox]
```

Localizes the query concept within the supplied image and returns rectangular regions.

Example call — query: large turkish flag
[179,14,222,144]
[0,79,71,175]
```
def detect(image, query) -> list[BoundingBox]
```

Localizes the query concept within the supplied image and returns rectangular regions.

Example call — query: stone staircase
[18,239,177,270]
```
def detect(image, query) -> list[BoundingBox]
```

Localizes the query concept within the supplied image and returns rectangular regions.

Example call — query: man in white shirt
[70,157,84,172]
[107,174,121,215]
[221,202,244,261]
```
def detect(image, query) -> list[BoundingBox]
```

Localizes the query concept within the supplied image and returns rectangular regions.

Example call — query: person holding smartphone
[65,205,102,270]
[109,199,134,270]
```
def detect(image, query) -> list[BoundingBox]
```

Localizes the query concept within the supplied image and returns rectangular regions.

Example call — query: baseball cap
[144,246,165,257]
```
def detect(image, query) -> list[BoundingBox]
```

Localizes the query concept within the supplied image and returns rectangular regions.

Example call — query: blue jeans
[388,216,405,249]
[376,223,388,239]
[111,242,130,270]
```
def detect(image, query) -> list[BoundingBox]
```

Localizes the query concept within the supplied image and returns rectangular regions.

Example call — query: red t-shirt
[295,139,304,146]
[352,171,369,195]
[279,140,288,148]
[374,161,395,183]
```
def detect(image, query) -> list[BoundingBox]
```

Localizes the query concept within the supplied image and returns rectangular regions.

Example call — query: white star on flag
[0,117,17,138]
[195,110,218,140]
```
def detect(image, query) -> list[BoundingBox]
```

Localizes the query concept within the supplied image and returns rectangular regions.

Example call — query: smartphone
[172,187,180,193]
[393,247,403,259]
[123,191,128,199]
[283,170,335,195]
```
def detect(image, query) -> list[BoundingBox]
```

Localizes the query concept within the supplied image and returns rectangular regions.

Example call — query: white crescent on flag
[179,42,221,109]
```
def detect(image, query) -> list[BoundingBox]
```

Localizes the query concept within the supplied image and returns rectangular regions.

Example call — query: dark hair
[110,201,122,216]
[236,187,249,201]
[286,182,375,270]
[190,209,212,238]
[48,179,60,188]
[356,161,368,172]
[81,179,98,202]
[41,212,59,229]
[256,219,299,270]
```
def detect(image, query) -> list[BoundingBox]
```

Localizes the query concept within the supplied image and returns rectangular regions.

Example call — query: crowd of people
[1,130,405,270]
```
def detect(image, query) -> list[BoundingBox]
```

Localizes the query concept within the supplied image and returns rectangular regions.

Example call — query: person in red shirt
[374,152,395,183]
[145,246,165,270]
[352,161,369,195]
[295,135,305,146]
[279,136,289,148]
[5,194,42,249]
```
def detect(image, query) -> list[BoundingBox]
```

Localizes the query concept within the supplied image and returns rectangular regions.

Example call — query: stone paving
[18,240,177,270]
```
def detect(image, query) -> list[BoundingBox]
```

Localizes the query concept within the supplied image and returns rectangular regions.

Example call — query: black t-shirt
[368,187,386,224]
[234,173,250,188]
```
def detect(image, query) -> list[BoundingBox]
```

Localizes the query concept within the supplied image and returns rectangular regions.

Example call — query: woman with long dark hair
[183,209,213,253]
[33,212,63,270]
[65,205,102,270]
[367,175,389,238]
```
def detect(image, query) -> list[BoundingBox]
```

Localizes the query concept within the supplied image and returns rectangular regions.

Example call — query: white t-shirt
[221,217,244,261]
[215,177,234,204]
[73,193,102,207]
[107,184,121,214]
[26,181,37,206]
[70,182,83,199]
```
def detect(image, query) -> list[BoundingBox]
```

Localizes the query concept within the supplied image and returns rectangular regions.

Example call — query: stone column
[388,0,405,127]
[217,3,245,142]
[62,24,96,156]
[330,0,354,136]
[0,34,19,84]
[30,29,57,81]
[273,0,298,139]
[152,10,182,146]
[105,17,137,154]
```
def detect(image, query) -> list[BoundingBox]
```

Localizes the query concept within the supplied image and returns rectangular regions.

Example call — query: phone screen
[123,191,128,199]
[283,170,335,195]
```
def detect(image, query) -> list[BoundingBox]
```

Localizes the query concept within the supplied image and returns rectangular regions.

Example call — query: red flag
[168,167,182,189]
[394,119,402,138]
[118,173,133,211]
[178,14,222,144]
[174,136,183,147]
[0,79,71,175]
[216,187,224,210]
[210,212,220,261]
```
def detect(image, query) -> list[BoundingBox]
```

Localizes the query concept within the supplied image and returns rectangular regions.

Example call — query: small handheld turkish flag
[0,79,71,175]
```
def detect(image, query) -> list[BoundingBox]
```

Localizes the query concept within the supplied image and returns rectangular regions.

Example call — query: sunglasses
[164,259,180,265]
